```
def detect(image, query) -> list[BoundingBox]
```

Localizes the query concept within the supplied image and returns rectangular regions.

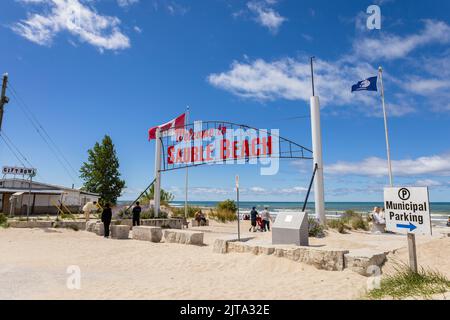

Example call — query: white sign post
[384,186,432,272]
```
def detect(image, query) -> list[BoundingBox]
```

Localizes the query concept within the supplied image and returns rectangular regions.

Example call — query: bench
[191,219,209,227]
[163,229,204,245]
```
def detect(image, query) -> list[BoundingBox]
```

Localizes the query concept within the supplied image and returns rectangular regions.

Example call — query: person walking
[261,206,272,232]
[249,207,258,232]
[132,201,142,227]
[101,203,112,238]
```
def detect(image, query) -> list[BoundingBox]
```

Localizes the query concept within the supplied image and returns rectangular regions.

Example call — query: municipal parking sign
[384,187,432,235]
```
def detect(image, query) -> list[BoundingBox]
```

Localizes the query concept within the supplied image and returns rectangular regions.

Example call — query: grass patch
[367,263,450,300]
[170,206,202,219]
[308,217,325,237]
[327,219,347,233]
[0,213,9,228]
[209,209,237,223]
[326,210,369,233]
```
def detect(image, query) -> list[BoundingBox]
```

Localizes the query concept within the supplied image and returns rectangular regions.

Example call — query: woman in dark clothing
[101,203,112,238]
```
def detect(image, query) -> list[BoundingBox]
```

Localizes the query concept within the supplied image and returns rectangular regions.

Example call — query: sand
[0,220,449,300]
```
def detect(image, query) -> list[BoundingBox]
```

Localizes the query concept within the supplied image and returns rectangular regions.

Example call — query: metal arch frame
[158,120,313,172]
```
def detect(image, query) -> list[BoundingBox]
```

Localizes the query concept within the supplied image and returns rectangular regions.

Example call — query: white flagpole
[378,66,393,187]
[184,105,190,219]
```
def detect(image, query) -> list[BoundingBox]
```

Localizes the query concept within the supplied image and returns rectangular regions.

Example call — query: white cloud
[208,57,404,116]
[326,153,450,177]
[247,0,286,34]
[415,179,443,187]
[13,0,130,51]
[353,20,450,61]
[117,0,139,7]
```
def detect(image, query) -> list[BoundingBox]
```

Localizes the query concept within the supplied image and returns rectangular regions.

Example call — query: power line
[0,131,34,168]
[7,83,80,183]
[0,132,27,168]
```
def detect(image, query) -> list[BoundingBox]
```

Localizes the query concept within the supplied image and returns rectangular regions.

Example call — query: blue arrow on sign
[396,222,417,232]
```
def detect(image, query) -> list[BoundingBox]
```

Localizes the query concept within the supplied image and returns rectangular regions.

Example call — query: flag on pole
[351,76,378,92]
[148,113,186,140]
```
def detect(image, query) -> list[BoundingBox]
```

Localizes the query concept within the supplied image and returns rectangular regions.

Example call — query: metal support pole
[378,67,393,187]
[27,175,32,221]
[185,106,190,219]
[309,57,326,225]
[310,96,326,225]
[236,175,240,241]
[154,128,162,218]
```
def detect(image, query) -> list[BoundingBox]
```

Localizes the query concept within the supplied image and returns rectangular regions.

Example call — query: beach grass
[367,262,450,300]
[0,213,9,228]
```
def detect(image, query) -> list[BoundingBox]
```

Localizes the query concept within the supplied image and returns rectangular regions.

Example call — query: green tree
[80,135,126,205]
[139,184,175,206]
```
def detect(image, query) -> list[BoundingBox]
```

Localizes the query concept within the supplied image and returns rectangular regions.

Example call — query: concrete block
[163,229,204,245]
[344,249,387,276]
[299,247,349,271]
[132,226,163,242]
[86,221,98,232]
[110,225,131,239]
[9,220,53,229]
[54,221,86,230]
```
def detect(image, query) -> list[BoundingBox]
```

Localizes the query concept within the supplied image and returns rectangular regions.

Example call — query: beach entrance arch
[129,120,316,218]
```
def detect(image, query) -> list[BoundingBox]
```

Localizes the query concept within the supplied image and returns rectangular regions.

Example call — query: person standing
[132,201,142,227]
[249,207,258,232]
[261,206,272,232]
[101,203,112,238]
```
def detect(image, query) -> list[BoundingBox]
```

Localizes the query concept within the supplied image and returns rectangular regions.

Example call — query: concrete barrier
[163,229,204,245]
[141,219,183,229]
[86,221,99,233]
[8,221,54,229]
[344,249,387,276]
[132,226,163,242]
[215,237,349,271]
[54,221,86,231]
[212,236,255,254]
[111,225,131,239]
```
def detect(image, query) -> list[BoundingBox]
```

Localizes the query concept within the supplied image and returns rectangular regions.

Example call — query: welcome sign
[160,121,282,175]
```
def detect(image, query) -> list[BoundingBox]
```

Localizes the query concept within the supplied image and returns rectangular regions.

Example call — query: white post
[184,106,190,219]
[154,128,162,218]
[378,67,393,187]
[310,96,326,225]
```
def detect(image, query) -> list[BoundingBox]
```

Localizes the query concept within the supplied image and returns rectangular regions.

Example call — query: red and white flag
[148,113,186,140]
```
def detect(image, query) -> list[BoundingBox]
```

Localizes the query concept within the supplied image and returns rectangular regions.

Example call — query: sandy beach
[1,221,449,300]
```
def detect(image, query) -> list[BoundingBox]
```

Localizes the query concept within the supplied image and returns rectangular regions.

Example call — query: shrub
[216,200,237,213]
[60,212,76,220]
[170,206,201,218]
[209,209,237,223]
[117,208,132,219]
[350,215,369,231]
[308,217,325,238]
[367,262,450,300]
[141,208,168,220]
[327,219,346,233]
[0,213,9,228]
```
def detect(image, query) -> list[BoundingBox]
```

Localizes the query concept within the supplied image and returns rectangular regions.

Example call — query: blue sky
[1,0,450,202]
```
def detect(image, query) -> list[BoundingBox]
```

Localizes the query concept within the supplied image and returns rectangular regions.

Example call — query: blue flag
[351,76,378,92]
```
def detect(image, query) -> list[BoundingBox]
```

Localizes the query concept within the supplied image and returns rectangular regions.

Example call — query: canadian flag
[148,113,186,140]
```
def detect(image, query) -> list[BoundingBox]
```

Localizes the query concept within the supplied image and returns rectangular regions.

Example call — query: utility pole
[0,73,10,132]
